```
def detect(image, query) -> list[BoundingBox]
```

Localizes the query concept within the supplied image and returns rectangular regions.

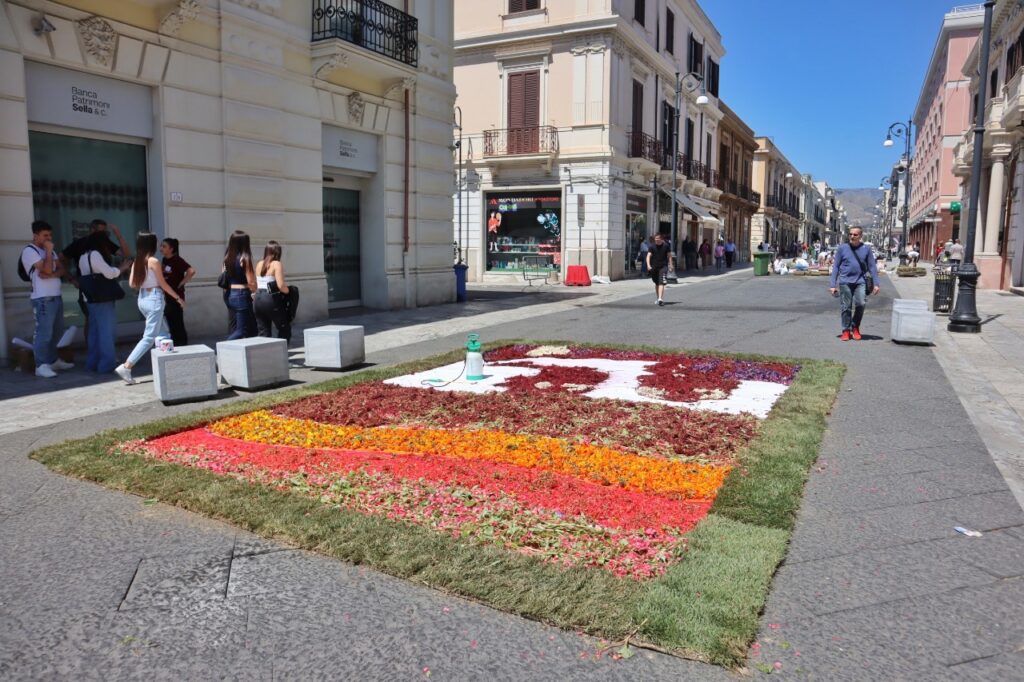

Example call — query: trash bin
[453,263,468,303]
[933,268,955,313]
[753,252,772,276]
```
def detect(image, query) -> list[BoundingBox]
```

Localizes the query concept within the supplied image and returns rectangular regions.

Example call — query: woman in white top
[253,240,292,343]
[114,232,184,385]
[78,232,130,373]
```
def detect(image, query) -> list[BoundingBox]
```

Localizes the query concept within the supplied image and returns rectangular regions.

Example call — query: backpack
[17,244,44,283]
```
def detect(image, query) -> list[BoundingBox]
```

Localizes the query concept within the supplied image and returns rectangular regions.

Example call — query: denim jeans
[127,289,167,366]
[85,300,117,373]
[226,289,256,340]
[31,295,64,367]
[839,282,867,330]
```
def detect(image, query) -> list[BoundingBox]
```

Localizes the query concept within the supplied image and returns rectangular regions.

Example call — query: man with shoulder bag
[19,221,72,378]
[829,227,880,341]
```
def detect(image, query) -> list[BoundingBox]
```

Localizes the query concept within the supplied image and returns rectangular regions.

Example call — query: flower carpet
[36,342,842,666]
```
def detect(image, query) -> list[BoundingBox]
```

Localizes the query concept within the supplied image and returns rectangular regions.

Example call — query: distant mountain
[835,188,884,228]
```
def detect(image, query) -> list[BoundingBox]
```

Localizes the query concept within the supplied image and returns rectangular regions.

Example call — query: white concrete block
[304,325,364,369]
[891,308,935,345]
[216,337,289,389]
[152,345,218,402]
[893,298,928,310]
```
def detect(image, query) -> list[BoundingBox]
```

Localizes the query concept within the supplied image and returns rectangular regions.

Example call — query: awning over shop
[663,190,722,229]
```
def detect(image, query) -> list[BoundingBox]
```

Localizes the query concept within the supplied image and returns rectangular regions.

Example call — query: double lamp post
[669,70,708,275]
[882,121,913,264]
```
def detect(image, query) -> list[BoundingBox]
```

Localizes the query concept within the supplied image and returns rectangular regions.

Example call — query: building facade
[452,0,726,282]
[0,0,455,356]
[751,137,800,254]
[800,175,826,248]
[952,0,1024,289]
[716,101,758,263]
[909,4,981,262]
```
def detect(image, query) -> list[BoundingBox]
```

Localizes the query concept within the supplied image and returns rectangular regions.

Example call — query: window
[990,68,999,98]
[706,59,720,97]
[662,101,676,152]
[687,34,703,75]
[706,132,712,166]
[665,9,674,54]
[508,0,539,12]
[685,118,694,159]
[632,79,644,134]
[507,70,540,153]
[634,0,645,25]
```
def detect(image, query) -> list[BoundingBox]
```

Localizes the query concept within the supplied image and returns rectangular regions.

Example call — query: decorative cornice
[76,16,117,68]
[314,47,348,79]
[160,0,201,37]
[384,77,416,98]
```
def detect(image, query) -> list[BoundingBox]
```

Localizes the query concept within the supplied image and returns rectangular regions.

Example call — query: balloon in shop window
[537,214,547,224]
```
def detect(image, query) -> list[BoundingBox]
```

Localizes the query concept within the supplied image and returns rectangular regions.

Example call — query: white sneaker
[35,364,57,378]
[114,364,135,385]
[51,359,75,371]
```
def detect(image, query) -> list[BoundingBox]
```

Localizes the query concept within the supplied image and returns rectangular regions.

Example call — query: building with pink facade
[909,5,982,260]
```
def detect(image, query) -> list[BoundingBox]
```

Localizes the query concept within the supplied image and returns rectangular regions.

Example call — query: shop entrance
[485,190,561,273]
[28,130,148,327]
[323,187,361,305]
[625,193,648,273]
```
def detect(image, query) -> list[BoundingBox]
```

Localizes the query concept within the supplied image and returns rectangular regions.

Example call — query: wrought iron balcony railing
[629,131,663,165]
[483,126,558,156]
[312,0,418,67]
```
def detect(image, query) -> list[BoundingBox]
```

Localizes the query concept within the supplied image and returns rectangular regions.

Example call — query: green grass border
[30,341,843,668]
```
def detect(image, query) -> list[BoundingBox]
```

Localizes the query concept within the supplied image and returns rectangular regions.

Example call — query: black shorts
[650,267,666,285]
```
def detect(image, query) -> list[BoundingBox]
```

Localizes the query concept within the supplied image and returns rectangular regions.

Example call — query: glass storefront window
[29,130,148,326]
[485,191,561,272]
[323,187,361,304]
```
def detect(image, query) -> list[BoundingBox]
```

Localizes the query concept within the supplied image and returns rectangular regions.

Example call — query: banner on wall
[25,61,153,139]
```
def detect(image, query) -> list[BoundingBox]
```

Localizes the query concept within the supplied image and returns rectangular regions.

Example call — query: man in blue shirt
[829,227,880,340]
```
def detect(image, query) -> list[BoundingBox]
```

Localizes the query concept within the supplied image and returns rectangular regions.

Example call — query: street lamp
[670,70,707,273]
[949,0,996,333]
[883,120,913,263]
[454,106,464,265]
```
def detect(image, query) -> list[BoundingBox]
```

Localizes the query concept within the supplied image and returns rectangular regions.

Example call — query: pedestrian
[724,238,736,268]
[78,231,129,373]
[829,227,880,341]
[61,219,130,320]
[699,238,711,270]
[20,220,72,378]
[160,238,195,347]
[114,233,184,384]
[949,238,964,267]
[714,240,725,272]
[645,232,672,306]
[254,240,292,343]
[684,236,697,271]
[222,230,257,339]
[638,236,650,276]
[907,242,920,267]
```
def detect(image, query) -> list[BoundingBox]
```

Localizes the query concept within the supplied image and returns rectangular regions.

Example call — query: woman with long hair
[160,237,195,346]
[114,232,184,384]
[253,240,292,343]
[222,230,256,339]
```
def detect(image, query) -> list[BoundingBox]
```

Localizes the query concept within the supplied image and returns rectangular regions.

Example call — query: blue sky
[702,0,976,189]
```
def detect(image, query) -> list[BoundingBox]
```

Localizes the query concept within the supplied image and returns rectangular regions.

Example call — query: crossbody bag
[850,244,874,296]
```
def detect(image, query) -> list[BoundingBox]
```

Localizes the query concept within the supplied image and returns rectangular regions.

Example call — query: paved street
[2,268,1023,680]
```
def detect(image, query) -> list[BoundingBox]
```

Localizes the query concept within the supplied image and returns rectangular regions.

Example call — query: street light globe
[878,184,885,191]
[696,94,709,106]
[883,137,894,148]
[785,171,793,178]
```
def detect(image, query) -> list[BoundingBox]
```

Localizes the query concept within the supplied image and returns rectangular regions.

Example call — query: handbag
[851,244,874,296]
[78,251,125,303]
[217,268,231,290]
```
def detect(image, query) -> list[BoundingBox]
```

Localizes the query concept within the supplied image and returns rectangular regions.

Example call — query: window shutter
[508,72,525,129]
[510,0,524,12]
[687,33,693,72]
[632,80,644,134]
[523,71,540,128]
[666,10,674,54]
[635,0,645,25]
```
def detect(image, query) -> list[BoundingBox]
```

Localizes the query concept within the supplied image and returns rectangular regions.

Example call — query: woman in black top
[222,230,257,339]
[160,238,195,346]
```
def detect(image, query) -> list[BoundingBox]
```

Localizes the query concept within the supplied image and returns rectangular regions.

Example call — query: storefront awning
[663,191,722,229]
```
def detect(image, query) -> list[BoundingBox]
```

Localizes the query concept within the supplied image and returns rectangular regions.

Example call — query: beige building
[0,0,455,356]
[716,101,758,263]
[751,137,801,253]
[452,0,725,281]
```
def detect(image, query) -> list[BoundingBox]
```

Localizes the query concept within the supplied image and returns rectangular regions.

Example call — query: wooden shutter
[509,0,539,13]
[508,70,540,153]
[632,80,644,135]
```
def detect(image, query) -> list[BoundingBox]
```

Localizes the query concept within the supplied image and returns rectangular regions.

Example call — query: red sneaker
[840,330,851,341]
[851,327,862,341]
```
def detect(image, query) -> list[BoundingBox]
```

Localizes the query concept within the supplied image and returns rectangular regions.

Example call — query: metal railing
[312,0,418,67]
[483,125,558,156]
[629,131,663,164]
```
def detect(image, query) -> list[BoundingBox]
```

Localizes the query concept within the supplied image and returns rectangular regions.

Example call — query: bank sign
[25,62,153,139]
[322,124,378,174]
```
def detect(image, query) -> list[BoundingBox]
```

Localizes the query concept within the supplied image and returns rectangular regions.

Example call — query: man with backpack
[829,227,881,341]
[19,220,72,377]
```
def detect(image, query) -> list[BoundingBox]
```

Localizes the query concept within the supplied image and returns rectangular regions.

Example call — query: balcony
[629,132,664,166]
[482,126,558,172]
[312,0,418,80]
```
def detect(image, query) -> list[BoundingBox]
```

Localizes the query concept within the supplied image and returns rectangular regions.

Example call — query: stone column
[983,151,1008,254]
[975,168,990,253]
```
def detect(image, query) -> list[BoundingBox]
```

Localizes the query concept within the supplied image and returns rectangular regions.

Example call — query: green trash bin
[753,252,772,276]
